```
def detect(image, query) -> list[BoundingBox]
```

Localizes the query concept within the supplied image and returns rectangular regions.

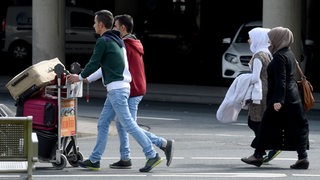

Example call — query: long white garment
[248,27,271,104]
[250,59,263,104]
[216,73,262,123]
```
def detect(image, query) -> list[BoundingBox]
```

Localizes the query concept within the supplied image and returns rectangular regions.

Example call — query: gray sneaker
[78,159,100,170]
[161,139,174,166]
[139,153,163,172]
[109,159,132,169]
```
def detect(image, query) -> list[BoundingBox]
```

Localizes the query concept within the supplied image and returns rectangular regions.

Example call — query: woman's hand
[273,102,282,111]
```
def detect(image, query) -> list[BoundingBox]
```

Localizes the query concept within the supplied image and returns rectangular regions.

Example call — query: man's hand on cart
[67,75,90,102]
[66,74,80,84]
[83,78,89,84]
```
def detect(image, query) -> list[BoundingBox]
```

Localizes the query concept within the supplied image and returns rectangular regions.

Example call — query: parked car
[221,21,262,79]
[1,6,97,66]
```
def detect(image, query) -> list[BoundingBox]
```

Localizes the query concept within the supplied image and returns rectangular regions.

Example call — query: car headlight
[224,53,238,64]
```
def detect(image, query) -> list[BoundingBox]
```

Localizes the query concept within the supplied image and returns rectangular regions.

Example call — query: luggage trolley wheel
[68,151,84,167]
[51,154,68,170]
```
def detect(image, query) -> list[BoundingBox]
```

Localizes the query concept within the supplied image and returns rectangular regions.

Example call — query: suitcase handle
[11,73,29,86]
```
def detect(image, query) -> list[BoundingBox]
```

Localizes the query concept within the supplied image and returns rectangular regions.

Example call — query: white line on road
[293,174,320,177]
[138,116,180,121]
[29,173,320,178]
[191,157,296,161]
[100,156,296,161]
[154,173,287,177]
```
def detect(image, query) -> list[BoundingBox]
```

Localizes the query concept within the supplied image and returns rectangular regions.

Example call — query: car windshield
[235,26,256,43]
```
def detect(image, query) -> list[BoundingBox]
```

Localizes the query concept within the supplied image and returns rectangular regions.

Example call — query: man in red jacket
[109,14,174,169]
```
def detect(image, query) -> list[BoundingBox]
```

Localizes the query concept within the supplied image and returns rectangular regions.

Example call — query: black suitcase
[33,129,57,159]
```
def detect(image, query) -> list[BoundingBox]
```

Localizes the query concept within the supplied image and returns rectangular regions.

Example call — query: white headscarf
[248,27,272,57]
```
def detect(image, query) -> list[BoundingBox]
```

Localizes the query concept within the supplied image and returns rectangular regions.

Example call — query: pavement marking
[215,133,247,137]
[154,173,287,177]
[0,175,20,178]
[34,174,146,178]
[138,116,180,121]
[293,174,320,177]
[191,157,296,161]
[7,173,320,179]
[99,156,297,161]
[192,157,244,160]
[101,156,185,160]
[233,123,247,126]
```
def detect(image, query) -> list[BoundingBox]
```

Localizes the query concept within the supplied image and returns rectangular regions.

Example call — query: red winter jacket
[123,36,146,97]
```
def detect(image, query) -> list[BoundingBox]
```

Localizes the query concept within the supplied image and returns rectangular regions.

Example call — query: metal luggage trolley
[43,63,84,170]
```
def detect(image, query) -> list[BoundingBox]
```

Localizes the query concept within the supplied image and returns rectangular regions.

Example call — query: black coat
[253,47,309,151]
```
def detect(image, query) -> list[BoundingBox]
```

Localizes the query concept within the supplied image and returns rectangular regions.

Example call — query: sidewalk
[1,75,319,137]
[1,75,319,108]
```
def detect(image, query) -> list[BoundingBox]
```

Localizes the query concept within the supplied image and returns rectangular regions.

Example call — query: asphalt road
[1,93,320,180]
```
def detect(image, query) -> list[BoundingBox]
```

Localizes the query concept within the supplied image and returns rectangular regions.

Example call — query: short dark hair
[95,10,114,29]
[114,14,134,33]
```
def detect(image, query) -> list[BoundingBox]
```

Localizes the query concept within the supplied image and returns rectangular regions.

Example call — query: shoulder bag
[296,60,315,111]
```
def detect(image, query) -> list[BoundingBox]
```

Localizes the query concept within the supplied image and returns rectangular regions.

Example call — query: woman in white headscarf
[241,27,281,164]
[241,27,310,169]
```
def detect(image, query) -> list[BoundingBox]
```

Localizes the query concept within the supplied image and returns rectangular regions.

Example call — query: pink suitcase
[23,96,58,131]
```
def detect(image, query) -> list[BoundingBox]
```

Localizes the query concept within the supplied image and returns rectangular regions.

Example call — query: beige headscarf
[267,26,294,54]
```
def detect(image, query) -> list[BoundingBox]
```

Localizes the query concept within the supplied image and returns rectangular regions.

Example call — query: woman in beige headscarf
[241,27,310,169]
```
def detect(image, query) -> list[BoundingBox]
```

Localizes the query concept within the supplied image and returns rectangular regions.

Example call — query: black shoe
[139,153,163,172]
[109,159,132,169]
[160,139,174,167]
[241,155,263,167]
[290,158,309,169]
[79,159,100,170]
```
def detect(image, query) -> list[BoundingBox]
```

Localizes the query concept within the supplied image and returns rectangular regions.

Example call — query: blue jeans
[116,95,165,160]
[89,88,156,162]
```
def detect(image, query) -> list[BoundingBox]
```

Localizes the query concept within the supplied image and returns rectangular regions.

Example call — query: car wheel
[9,41,31,60]
[8,41,32,69]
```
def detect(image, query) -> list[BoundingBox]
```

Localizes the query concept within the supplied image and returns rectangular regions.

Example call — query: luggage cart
[0,104,15,117]
[42,64,84,170]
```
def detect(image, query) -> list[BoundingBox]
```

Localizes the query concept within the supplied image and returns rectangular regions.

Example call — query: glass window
[236,26,261,43]
[70,12,93,28]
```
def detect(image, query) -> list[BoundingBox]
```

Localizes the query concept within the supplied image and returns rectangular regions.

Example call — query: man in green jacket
[67,9,162,172]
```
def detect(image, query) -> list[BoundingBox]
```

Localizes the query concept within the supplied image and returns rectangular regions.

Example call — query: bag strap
[295,60,306,79]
